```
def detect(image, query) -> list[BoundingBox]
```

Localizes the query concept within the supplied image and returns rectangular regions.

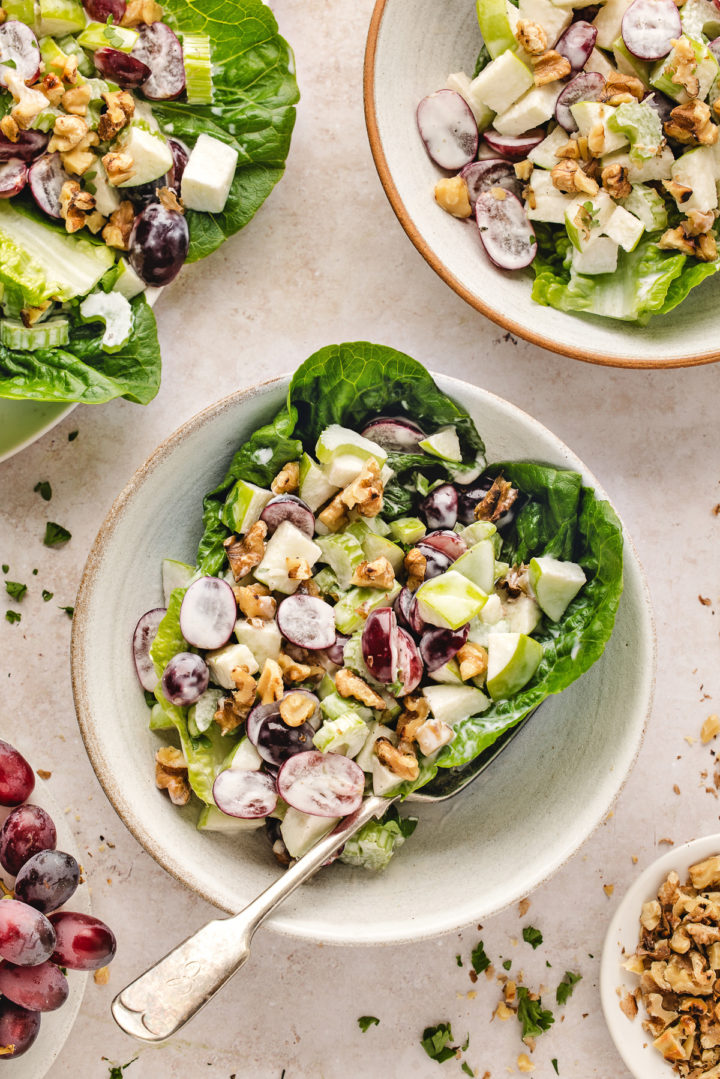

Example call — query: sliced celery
[77,21,138,53]
[182,33,213,104]
[1,317,69,351]
[37,0,86,36]
[2,0,35,24]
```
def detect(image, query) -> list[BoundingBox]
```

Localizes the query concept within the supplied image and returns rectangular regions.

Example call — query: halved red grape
[132,607,166,692]
[128,203,189,285]
[483,128,544,160]
[417,89,479,170]
[167,137,189,190]
[28,153,71,218]
[0,960,69,1012]
[277,751,365,817]
[255,717,315,768]
[324,632,349,665]
[0,901,56,967]
[14,850,80,915]
[643,90,675,124]
[461,159,523,210]
[260,494,315,538]
[621,0,680,59]
[246,700,281,745]
[555,71,605,132]
[132,22,185,100]
[416,544,453,580]
[0,999,41,1058]
[457,478,493,524]
[408,594,430,635]
[213,769,277,819]
[277,594,336,650]
[393,587,415,632]
[361,607,399,683]
[0,805,56,877]
[361,416,426,451]
[419,484,458,530]
[0,740,34,807]
[179,576,236,650]
[161,652,209,706]
[397,628,423,694]
[0,158,27,197]
[83,0,126,19]
[476,189,537,271]
[93,46,151,88]
[0,130,48,163]
[555,21,598,72]
[419,624,469,672]
[0,23,40,88]
[420,529,467,561]
[49,912,116,971]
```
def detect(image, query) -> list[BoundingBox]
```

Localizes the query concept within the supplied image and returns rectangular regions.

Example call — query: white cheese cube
[603,204,645,251]
[115,125,174,188]
[519,0,572,43]
[469,51,534,116]
[494,83,563,136]
[572,235,619,274]
[254,520,322,595]
[181,133,239,214]
[206,642,259,689]
[526,170,575,223]
[670,146,718,214]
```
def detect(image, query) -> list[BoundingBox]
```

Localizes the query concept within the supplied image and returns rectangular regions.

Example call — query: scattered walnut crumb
[604,884,615,897]
[36,769,52,780]
[673,784,681,795]
[271,460,300,495]
[518,897,531,917]
[632,855,639,864]
[517,1054,535,1073]
[699,595,712,606]
[658,837,675,845]
[702,715,720,743]
[93,966,110,986]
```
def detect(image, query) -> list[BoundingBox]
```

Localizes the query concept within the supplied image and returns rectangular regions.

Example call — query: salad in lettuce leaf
[0,0,297,404]
[133,343,623,872]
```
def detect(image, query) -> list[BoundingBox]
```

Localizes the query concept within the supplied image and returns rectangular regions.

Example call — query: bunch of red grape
[0,740,116,1059]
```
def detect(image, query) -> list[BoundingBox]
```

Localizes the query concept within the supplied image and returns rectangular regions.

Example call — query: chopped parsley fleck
[522,925,543,949]
[34,480,52,502]
[105,1058,137,1079]
[456,954,463,967]
[68,430,78,441]
[461,1063,474,1077]
[5,610,21,624]
[502,959,512,971]
[357,1016,379,1033]
[556,971,582,1006]
[58,605,74,618]
[32,568,38,575]
[5,581,26,601]
[43,522,71,547]
[552,1060,559,1075]
[470,940,490,975]
[42,590,53,602]
[420,1022,457,1063]
[2,58,16,69]
[103,20,124,46]
[516,987,554,1039]
[1,565,7,574]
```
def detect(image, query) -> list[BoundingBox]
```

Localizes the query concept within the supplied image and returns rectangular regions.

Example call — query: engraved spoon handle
[111,794,393,1042]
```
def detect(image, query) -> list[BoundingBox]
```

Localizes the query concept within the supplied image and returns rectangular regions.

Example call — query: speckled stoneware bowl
[601,834,720,1078]
[71,373,655,945]
[365,0,720,368]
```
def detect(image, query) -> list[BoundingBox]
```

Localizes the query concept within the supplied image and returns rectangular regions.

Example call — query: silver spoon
[111,714,533,1043]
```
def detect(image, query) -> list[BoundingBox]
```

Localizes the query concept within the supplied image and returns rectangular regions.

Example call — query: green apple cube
[423,684,490,725]
[428,659,464,685]
[475,0,518,56]
[570,102,628,154]
[603,205,644,252]
[316,532,364,590]
[389,517,427,544]
[371,757,405,796]
[460,520,497,546]
[650,37,718,103]
[316,424,387,467]
[453,540,495,594]
[162,559,198,605]
[355,721,395,772]
[504,594,542,635]
[221,735,262,772]
[418,425,462,462]
[37,0,85,35]
[255,520,322,595]
[592,0,633,49]
[362,532,405,573]
[469,50,534,116]
[39,35,69,75]
[322,452,368,487]
[415,570,488,630]
[564,191,615,252]
[333,581,401,635]
[3,0,35,23]
[198,806,263,833]
[528,555,586,621]
[313,713,368,757]
[611,37,651,87]
[299,453,338,511]
[223,478,273,534]
[233,618,282,668]
[346,516,390,542]
[78,21,139,52]
[486,632,543,699]
[281,808,339,858]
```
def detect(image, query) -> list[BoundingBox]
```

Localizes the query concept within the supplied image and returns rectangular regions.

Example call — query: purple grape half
[132,607,166,692]
[161,652,209,706]
[417,89,479,170]
[260,494,315,538]
[277,594,336,650]
[179,576,236,651]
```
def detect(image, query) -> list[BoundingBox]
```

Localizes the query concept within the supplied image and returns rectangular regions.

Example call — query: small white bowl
[601,833,720,1078]
[71,371,655,945]
[365,0,720,369]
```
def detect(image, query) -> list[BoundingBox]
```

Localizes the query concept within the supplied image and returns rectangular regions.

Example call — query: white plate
[0,748,89,1077]
[71,371,655,945]
[601,833,720,1078]
[365,0,720,368]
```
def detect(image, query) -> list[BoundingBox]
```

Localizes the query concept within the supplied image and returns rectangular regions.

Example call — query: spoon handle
[111,794,393,1043]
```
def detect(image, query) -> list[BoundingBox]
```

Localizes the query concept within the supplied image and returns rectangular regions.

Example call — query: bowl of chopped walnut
[601,835,720,1078]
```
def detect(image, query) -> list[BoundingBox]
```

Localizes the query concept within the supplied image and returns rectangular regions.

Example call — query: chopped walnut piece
[0,114,18,141]
[404,547,426,591]
[605,71,645,101]
[690,856,720,890]
[38,73,65,107]
[20,302,51,328]
[620,991,639,1020]
[340,459,384,518]
[158,185,184,214]
[474,476,519,522]
[434,175,472,218]
[271,460,300,495]
[683,209,715,236]
[396,695,430,740]
[59,180,96,234]
[665,99,719,145]
[457,642,488,682]
[230,665,256,709]
[279,691,317,728]
[223,521,267,581]
[234,584,276,621]
[551,159,599,196]
[555,138,580,160]
[121,0,163,24]
[669,36,700,97]
[374,736,419,781]
[658,224,697,255]
[696,232,718,261]
[62,83,92,116]
[702,714,720,743]
[61,132,100,178]
[101,200,134,250]
[277,652,324,683]
[0,8,6,22]
[335,667,386,710]
[587,121,606,156]
[98,89,135,142]
[415,717,454,756]
[62,53,79,84]
[351,556,395,589]
[641,900,663,931]
[213,696,245,734]
[94,965,110,985]
[286,556,312,581]
[48,114,89,154]
[317,492,351,533]
[102,150,135,186]
[257,658,284,704]
[601,162,632,199]
[533,49,571,85]
[155,747,190,805]
[514,158,533,181]
[515,18,547,54]
[517,1054,535,1073]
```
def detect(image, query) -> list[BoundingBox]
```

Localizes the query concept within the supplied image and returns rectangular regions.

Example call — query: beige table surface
[1,1,719,1076]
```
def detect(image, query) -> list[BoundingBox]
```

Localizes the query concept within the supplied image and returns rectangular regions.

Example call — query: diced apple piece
[224,478,273,534]
[418,425,462,462]
[529,556,587,621]
[298,453,339,512]
[570,101,629,154]
[486,632,543,699]
[415,570,488,630]
[206,642,259,689]
[494,83,563,136]
[571,235,619,274]
[476,0,520,57]
[181,133,238,214]
[469,50,534,116]
[564,190,616,251]
[281,808,339,858]
[254,520,322,595]
[453,540,496,594]
[446,71,494,130]
[316,424,388,467]
[592,0,633,49]
[233,618,282,668]
[528,124,571,169]
[423,683,490,724]
[670,146,718,214]
[526,169,576,224]
[603,204,644,251]
[519,0,572,44]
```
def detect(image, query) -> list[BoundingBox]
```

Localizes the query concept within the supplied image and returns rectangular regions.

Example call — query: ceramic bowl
[601,834,720,1078]
[365,0,720,368]
[71,372,655,945]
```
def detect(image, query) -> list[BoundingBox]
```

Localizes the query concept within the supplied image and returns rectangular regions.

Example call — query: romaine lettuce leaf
[150,0,299,262]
